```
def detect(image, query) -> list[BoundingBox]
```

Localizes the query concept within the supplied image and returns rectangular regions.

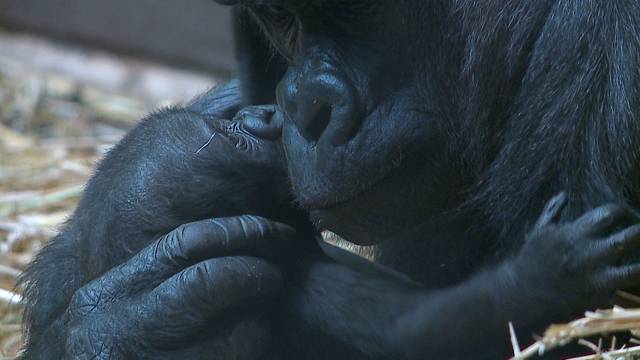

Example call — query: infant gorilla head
[118,104,295,228]
[74,92,309,269]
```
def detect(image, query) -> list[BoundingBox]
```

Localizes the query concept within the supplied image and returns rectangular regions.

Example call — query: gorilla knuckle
[610,237,626,253]
[68,288,103,317]
[618,266,638,283]
[66,325,120,360]
[596,204,626,222]
[158,225,190,264]
[533,225,569,251]
[601,203,626,214]
[241,215,272,237]
[178,261,224,303]
[219,256,254,274]
[230,215,272,242]
[586,274,607,293]
[558,227,582,252]
[231,256,281,284]
[617,269,631,283]
[182,259,225,290]
[216,256,277,285]
[196,259,218,279]
[209,218,234,250]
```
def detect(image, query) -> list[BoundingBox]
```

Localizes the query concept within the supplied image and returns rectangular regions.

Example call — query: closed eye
[249,5,303,62]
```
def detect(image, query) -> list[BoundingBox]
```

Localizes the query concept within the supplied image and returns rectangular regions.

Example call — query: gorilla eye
[258,5,303,61]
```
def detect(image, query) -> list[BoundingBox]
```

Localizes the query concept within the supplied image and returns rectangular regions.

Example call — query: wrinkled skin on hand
[386,194,640,360]
[63,216,294,359]
[514,193,640,312]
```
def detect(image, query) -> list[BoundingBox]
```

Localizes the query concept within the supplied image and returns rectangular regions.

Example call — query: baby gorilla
[20,82,311,359]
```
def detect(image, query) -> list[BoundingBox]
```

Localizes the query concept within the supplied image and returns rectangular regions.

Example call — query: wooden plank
[0,0,236,73]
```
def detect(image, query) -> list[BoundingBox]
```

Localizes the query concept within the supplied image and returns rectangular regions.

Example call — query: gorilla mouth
[307,171,400,246]
[316,171,389,210]
[302,147,404,211]
[312,145,412,212]
[283,92,436,218]
[299,125,439,246]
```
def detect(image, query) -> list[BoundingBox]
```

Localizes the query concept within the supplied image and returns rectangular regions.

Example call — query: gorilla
[19,1,640,359]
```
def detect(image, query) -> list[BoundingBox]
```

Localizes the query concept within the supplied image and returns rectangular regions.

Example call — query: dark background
[0,0,236,73]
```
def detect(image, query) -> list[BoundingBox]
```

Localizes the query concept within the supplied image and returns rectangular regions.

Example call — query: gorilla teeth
[321,229,345,244]
[321,230,375,260]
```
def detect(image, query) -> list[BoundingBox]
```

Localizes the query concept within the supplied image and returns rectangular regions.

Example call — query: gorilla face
[218,1,454,244]
[270,2,435,206]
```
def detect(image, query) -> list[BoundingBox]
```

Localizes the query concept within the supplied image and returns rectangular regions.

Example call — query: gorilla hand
[515,193,640,312]
[369,194,640,359]
[61,216,294,359]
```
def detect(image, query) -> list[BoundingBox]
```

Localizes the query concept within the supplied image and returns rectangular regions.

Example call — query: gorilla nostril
[302,104,332,142]
[278,67,362,145]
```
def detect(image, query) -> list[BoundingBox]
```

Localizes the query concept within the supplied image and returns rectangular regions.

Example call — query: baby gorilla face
[114,104,294,232]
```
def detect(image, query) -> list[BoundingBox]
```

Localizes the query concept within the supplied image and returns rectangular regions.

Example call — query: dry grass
[510,296,640,359]
[0,54,135,358]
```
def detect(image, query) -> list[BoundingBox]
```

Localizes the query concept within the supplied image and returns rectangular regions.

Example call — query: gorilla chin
[303,143,456,246]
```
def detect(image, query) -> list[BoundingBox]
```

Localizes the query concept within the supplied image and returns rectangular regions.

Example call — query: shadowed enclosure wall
[0,0,236,73]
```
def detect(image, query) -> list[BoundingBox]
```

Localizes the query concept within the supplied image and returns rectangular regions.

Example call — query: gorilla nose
[276,68,362,146]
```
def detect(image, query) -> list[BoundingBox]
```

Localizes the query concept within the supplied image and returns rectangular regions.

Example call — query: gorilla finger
[187,79,243,118]
[99,216,294,289]
[151,316,271,359]
[594,224,640,262]
[143,256,281,333]
[600,264,640,289]
[534,192,567,228]
[573,204,631,237]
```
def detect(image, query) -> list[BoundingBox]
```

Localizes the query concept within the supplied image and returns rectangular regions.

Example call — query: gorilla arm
[276,195,640,360]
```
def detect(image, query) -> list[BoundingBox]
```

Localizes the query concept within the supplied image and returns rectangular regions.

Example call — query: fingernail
[600,207,622,226]
[549,192,567,211]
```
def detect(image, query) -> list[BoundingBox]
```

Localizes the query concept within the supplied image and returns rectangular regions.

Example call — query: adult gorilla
[20,1,640,359]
